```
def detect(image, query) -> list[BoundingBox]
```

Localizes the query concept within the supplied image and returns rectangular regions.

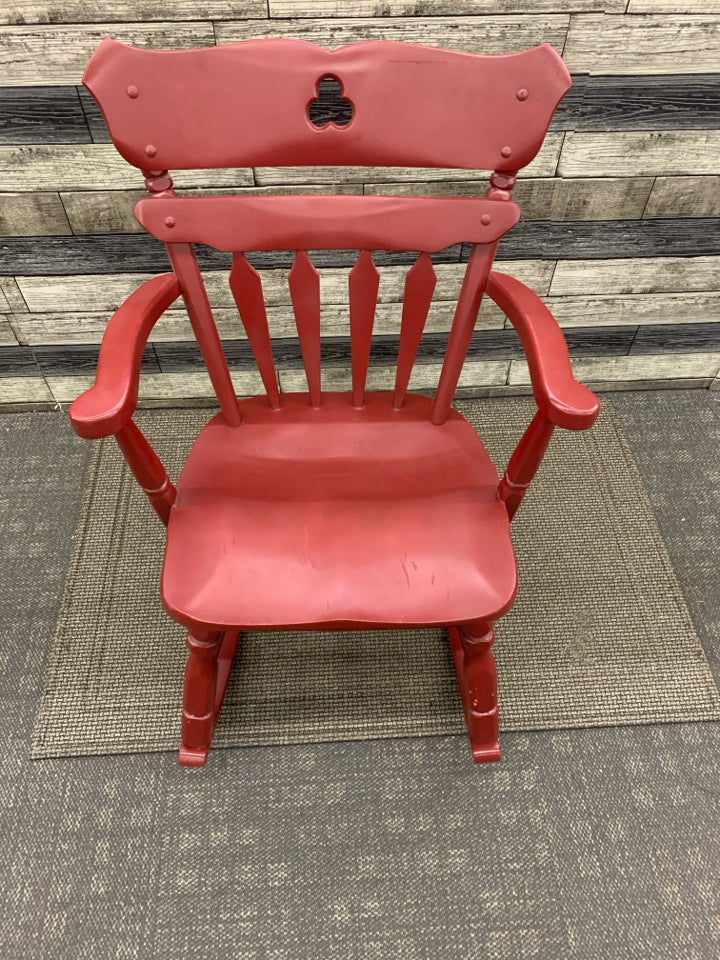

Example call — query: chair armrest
[69,274,181,439]
[485,272,600,431]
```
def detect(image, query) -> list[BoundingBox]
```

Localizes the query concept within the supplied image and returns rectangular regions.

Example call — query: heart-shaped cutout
[308,76,353,128]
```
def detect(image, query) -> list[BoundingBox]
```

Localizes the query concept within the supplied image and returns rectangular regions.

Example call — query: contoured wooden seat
[70,37,600,767]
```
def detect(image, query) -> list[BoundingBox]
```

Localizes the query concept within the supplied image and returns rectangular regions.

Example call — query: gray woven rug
[32,398,720,758]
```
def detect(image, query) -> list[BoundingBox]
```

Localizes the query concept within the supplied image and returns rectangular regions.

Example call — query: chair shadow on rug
[67,37,600,766]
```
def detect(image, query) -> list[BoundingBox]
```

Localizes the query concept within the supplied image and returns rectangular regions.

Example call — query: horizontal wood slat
[0,23,215,86]
[269,1,625,14]
[0,192,71,236]
[564,15,720,75]
[644,177,720,219]
[215,16,571,55]
[550,256,720,296]
[558,131,720,177]
[627,1,720,10]
[510,354,720,384]
[0,87,88,143]
[2,2,264,26]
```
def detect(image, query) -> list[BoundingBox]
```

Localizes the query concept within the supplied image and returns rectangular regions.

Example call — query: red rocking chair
[70,38,600,766]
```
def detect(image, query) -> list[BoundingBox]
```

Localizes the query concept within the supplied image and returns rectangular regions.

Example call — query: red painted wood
[161,392,517,633]
[394,252,437,410]
[431,244,497,426]
[229,253,281,409]
[85,39,570,173]
[486,272,601,430]
[449,623,501,763]
[166,243,242,426]
[115,420,177,526]
[288,250,322,408]
[135,195,521,252]
[71,37,604,766]
[70,273,180,439]
[349,250,380,407]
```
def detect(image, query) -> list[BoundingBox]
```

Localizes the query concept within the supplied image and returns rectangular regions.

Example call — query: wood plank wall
[1,2,719,408]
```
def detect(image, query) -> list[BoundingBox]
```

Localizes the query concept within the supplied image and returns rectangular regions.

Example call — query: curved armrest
[69,274,181,439]
[485,272,600,430]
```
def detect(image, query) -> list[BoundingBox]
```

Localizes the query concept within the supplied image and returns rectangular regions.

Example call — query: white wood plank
[0,286,9,312]
[550,256,720,296]
[643,176,720,219]
[627,2,720,12]
[0,318,19,346]
[0,376,53,405]
[2,2,264,25]
[271,0,623,12]
[0,23,216,86]
[564,14,720,75]
[0,192,71,236]
[60,184,364,235]
[0,145,253,191]
[365,176,654,221]
[558,132,720,178]
[279,359,510,394]
[0,277,28,312]
[509,354,720,384]
[216,16,570,55]
[545,292,720,327]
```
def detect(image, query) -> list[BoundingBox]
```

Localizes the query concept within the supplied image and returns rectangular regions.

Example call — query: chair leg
[449,621,501,763]
[179,628,240,767]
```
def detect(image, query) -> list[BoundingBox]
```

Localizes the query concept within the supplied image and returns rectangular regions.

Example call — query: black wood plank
[0,87,90,145]
[32,344,159,376]
[77,87,111,144]
[630,323,720,355]
[553,75,720,132]
[0,346,43,377]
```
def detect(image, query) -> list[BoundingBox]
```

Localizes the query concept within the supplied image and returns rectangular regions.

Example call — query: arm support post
[486,272,600,520]
[115,419,176,526]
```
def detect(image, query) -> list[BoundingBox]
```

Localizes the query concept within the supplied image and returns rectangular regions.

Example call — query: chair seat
[161,391,518,632]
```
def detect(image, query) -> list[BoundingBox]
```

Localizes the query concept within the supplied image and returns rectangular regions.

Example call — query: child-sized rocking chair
[70,37,600,766]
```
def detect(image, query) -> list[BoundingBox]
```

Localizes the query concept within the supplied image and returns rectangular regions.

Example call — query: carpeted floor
[32,398,720,758]
[1,391,720,960]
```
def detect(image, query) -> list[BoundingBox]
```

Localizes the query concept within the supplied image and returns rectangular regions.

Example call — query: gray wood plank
[644,176,720,219]
[631,322,720,355]
[559,74,720,131]
[550,256,720,296]
[509,353,720,384]
[0,192,71,236]
[546,292,720,328]
[0,23,216,86]
[558,131,720,177]
[627,2,720,11]
[564,14,720,75]
[365,177,654,221]
[269,0,623,13]
[0,375,53,404]
[0,145,254,191]
[0,318,18,346]
[0,87,88,144]
[216,16,571,54]
[0,277,28,311]
[2,1,264,24]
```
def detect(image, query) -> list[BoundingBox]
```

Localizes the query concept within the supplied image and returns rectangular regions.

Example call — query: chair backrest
[85,38,571,425]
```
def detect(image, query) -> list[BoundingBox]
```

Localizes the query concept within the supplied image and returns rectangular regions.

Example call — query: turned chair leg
[448,621,501,763]
[179,628,240,767]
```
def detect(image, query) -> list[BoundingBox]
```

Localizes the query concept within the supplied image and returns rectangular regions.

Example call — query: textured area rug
[32,398,720,758]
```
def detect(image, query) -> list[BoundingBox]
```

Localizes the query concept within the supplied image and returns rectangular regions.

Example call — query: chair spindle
[229,253,281,409]
[349,250,380,408]
[393,252,437,410]
[289,250,322,408]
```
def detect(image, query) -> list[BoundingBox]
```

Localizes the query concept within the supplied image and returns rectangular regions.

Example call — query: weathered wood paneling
[365,177,654,221]
[550,256,720,296]
[269,1,624,14]
[0,319,18,346]
[2,2,264,25]
[0,192,71,236]
[546,292,720,328]
[559,75,720,131]
[644,176,720,219]
[627,2,720,12]
[0,375,53,405]
[564,15,720,75]
[558,131,720,177]
[510,354,720,384]
[0,87,88,144]
[0,145,254,191]
[0,23,215,86]
[216,16,571,54]
[0,277,28,312]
